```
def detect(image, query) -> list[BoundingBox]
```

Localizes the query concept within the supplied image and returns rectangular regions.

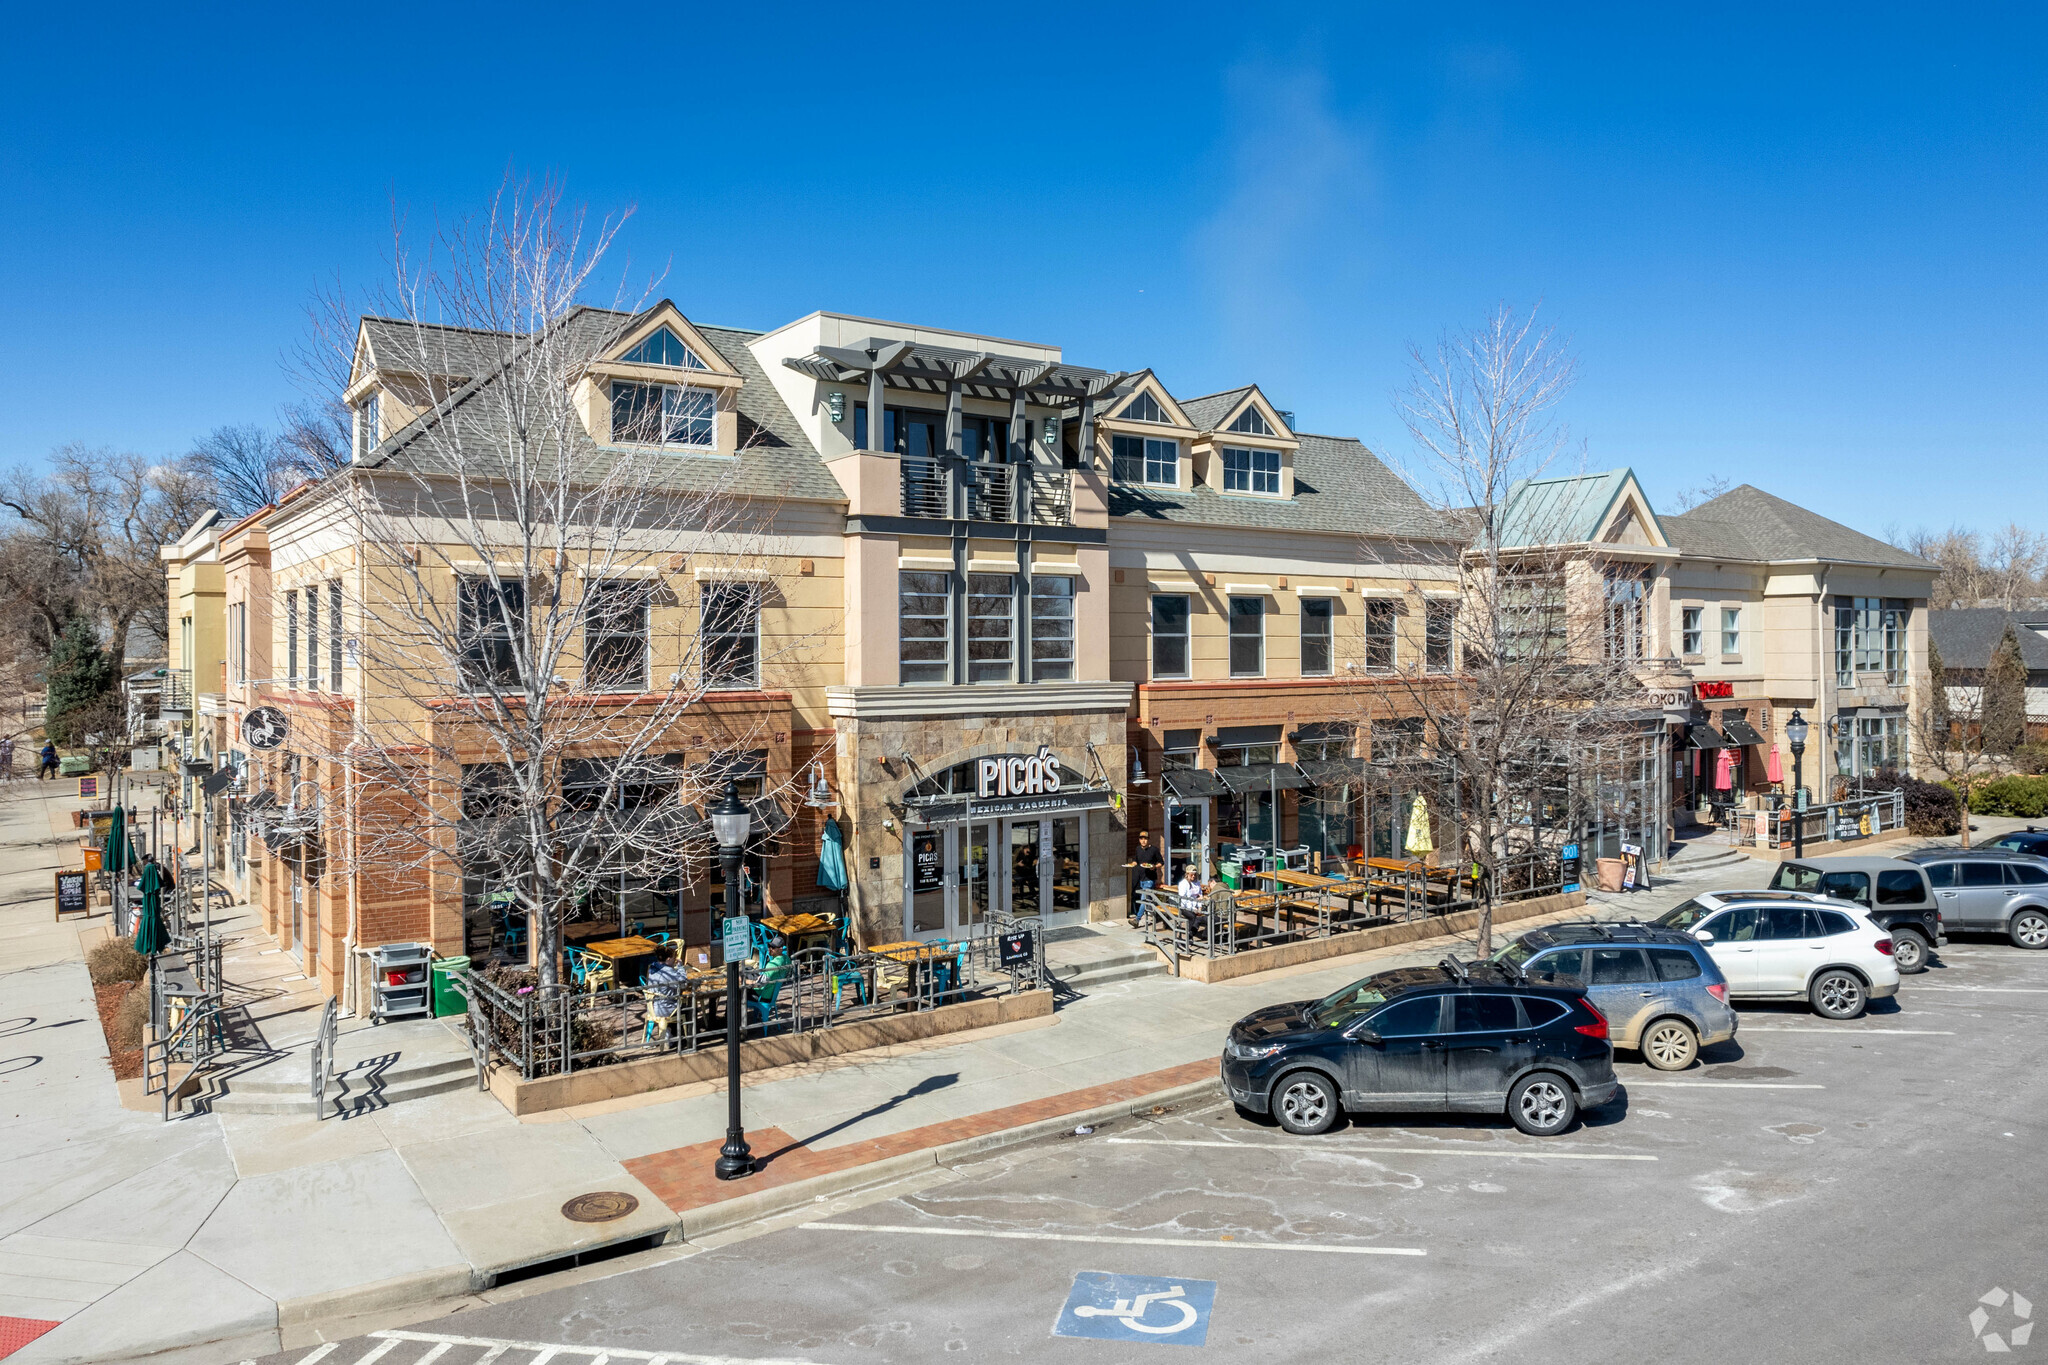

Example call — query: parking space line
[1625,1081,1824,1089]
[1739,1027,1953,1034]
[1910,986,2048,994]
[797,1221,1427,1256]
[1103,1137,1656,1161]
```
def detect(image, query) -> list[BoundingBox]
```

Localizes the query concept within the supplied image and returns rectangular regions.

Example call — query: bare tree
[1667,474,1731,514]
[287,180,806,990]
[0,444,213,672]
[1914,636,2000,847]
[1360,306,1673,956]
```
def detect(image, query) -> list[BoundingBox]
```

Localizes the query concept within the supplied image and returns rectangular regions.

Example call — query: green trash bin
[1219,861,1242,890]
[431,956,470,1017]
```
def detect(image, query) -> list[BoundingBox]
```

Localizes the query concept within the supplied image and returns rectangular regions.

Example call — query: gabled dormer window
[1118,391,1172,424]
[621,326,709,369]
[353,391,380,457]
[1226,405,1274,436]
[1222,446,1280,495]
[610,382,716,449]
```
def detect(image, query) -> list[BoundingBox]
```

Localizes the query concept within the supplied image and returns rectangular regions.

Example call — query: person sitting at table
[1173,868,1208,937]
[644,942,688,1024]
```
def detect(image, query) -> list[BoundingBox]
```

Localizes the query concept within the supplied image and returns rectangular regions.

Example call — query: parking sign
[1053,1271,1216,1347]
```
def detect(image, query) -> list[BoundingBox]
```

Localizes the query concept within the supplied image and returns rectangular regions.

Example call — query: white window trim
[1294,584,1342,598]
[610,380,720,452]
[1219,445,1284,497]
[1150,592,1192,680]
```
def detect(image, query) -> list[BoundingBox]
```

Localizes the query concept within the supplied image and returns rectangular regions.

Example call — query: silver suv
[1494,923,1737,1070]
[1899,849,2048,949]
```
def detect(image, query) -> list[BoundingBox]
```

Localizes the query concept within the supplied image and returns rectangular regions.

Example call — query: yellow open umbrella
[1404,793,1434,854]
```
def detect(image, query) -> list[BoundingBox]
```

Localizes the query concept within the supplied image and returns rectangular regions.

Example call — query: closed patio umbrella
[134,855,168,955]
[817,817,848,892]
[1404,793,1434,855]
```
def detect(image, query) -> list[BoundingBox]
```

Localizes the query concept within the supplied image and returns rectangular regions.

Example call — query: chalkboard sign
[76,775,99,799]
[54,870,88,919]
[911,830,944,893]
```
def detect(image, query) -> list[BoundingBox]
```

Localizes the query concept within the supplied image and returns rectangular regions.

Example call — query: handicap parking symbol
[1053,1271,1217,1347]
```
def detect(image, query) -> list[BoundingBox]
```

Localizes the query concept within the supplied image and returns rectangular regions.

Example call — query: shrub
[86,938,148,985]
[1872,768,1962,836]
[109,982,148,1051]
[1968,774,2048,818]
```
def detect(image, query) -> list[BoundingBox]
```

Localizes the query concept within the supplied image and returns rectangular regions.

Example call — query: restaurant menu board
[54,870,88,918]
[1560,842,1581,895]
[77,775,99,799]
[911,830,944,894]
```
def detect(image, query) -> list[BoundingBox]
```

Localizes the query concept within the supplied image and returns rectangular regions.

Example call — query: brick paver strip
[625,1057,1220,1214]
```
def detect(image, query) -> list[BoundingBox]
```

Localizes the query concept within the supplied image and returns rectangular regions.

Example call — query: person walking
[1124,829,1165,926]
[38,741,58,780]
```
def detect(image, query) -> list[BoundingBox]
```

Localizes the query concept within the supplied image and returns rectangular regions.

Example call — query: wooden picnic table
[865,939,962,1009]
[762,912,838,948]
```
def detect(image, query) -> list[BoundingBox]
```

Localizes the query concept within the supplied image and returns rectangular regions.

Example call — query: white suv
[1653,891,1901,1019]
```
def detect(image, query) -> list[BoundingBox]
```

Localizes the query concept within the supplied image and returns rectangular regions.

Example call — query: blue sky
[2,4,2041,539]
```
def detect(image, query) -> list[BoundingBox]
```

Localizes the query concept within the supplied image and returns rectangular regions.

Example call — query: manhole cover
[561,1191,640,1223]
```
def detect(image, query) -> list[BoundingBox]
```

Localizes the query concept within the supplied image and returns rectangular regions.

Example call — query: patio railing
[1731,789,1905,850]
[1140,851,1567,965]
[463,912,1050,1082]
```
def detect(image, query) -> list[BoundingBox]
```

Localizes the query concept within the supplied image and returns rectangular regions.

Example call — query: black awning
[1162,767,1231,799]
[1218,762,1311,794]
[1686,723,1732,750]
[1721,716,1768,746]
[1297,757,1367,790]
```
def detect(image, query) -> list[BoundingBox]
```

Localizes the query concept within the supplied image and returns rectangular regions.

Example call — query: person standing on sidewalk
[1125,829,1164,926]
[37,741,57,779]
[0,736,14,778]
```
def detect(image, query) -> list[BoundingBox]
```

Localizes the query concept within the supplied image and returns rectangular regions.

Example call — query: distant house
[1926,607,2048,740]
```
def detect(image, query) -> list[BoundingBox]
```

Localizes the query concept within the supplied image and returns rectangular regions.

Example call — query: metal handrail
[144,1001,219,1121]
[968,464,1016,522]
[1028,467,1072,526]
[311,996,339,1120]
[901,458,948,518]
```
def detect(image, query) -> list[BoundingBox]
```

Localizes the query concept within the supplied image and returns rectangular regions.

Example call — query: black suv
[1986,828,2048,857]
[1221,960,1619,1138]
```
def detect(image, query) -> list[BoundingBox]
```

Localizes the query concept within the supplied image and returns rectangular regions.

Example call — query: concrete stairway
[206,1017,479,1117]
[1043,924,1172,992]
[1660,838,1755,878]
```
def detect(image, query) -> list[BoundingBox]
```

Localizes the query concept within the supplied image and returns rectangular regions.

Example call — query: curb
[677,1075,1224,1242]
[278,1265,477,1328]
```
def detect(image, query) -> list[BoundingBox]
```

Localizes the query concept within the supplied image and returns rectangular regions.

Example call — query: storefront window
[1214,742,1277,844]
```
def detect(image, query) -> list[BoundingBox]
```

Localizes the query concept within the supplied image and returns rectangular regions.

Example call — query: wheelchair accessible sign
[1053,1272,1216,1347]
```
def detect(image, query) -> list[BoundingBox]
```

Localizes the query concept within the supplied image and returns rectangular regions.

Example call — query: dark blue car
[1221,960,1619,1137]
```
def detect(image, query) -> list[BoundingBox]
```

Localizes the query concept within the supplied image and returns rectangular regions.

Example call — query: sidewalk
[0,781,1982,1364]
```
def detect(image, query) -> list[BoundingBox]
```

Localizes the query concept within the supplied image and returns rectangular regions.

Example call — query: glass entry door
[1166,800,1210,884]
[1007,822,1042,918]
[907,817,1090,940]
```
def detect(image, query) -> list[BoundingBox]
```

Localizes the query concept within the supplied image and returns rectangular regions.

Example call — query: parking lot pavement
[248,937,2048,1365]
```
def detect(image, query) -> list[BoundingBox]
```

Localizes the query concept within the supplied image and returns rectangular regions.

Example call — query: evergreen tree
[1981,625,2030,755]
[43,615,115,747]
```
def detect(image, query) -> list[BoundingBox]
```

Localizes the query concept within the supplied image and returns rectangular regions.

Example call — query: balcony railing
[161,669,194,716]
[898,459,1071,526]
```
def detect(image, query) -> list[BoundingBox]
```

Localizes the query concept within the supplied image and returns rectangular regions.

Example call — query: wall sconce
[882,817,896,832]
[827,391,846,423]
[1130,754,1150,786]
[1041,416,1058,448]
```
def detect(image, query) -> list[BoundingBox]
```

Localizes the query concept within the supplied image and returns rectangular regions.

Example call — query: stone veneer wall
[837,706,1131,946]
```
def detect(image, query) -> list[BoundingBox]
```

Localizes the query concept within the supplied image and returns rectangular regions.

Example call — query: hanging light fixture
[1130,753,1150,786]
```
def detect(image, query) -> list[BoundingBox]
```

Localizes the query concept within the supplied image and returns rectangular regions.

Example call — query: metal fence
[1139,851,1566,966]
[1731,789,1906,851]
[463,913,1050,1082]
[892,460,1073,527]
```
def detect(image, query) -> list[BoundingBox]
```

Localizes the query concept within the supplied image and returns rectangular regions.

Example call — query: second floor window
[899,571,950,684]
[1152,595,1190,679]
[968,573,1014,683]
[1300,598,1332,676]
[305,588,321,689]
[1031,576,1074,682]
[1603,571,1646,661]
[353,392,379,457]
[457,576,527,689]
[610,382,716,449]
[1222,446,1280,495]
[1681,606,1703,655]
[285,590,299,684]
[1835,596,1907,683]
[1229,595,1264,677]
[1364,599,1397,672]
[701,582,759,690]
[1426,602,1456,673]
[584,580,651,691]
[1111,435,1179,486]
[1721,606,1741,656]
[329,581,344,689]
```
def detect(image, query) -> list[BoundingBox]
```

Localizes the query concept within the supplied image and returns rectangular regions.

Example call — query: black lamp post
[710,779,755,1181]
[1785,710,1810,857]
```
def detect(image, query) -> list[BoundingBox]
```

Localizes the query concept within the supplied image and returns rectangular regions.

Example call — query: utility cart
[370,941,433,1024]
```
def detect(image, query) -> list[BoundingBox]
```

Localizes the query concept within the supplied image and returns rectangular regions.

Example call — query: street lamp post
[710,779,755,1182]
[1786,710,1810,858]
